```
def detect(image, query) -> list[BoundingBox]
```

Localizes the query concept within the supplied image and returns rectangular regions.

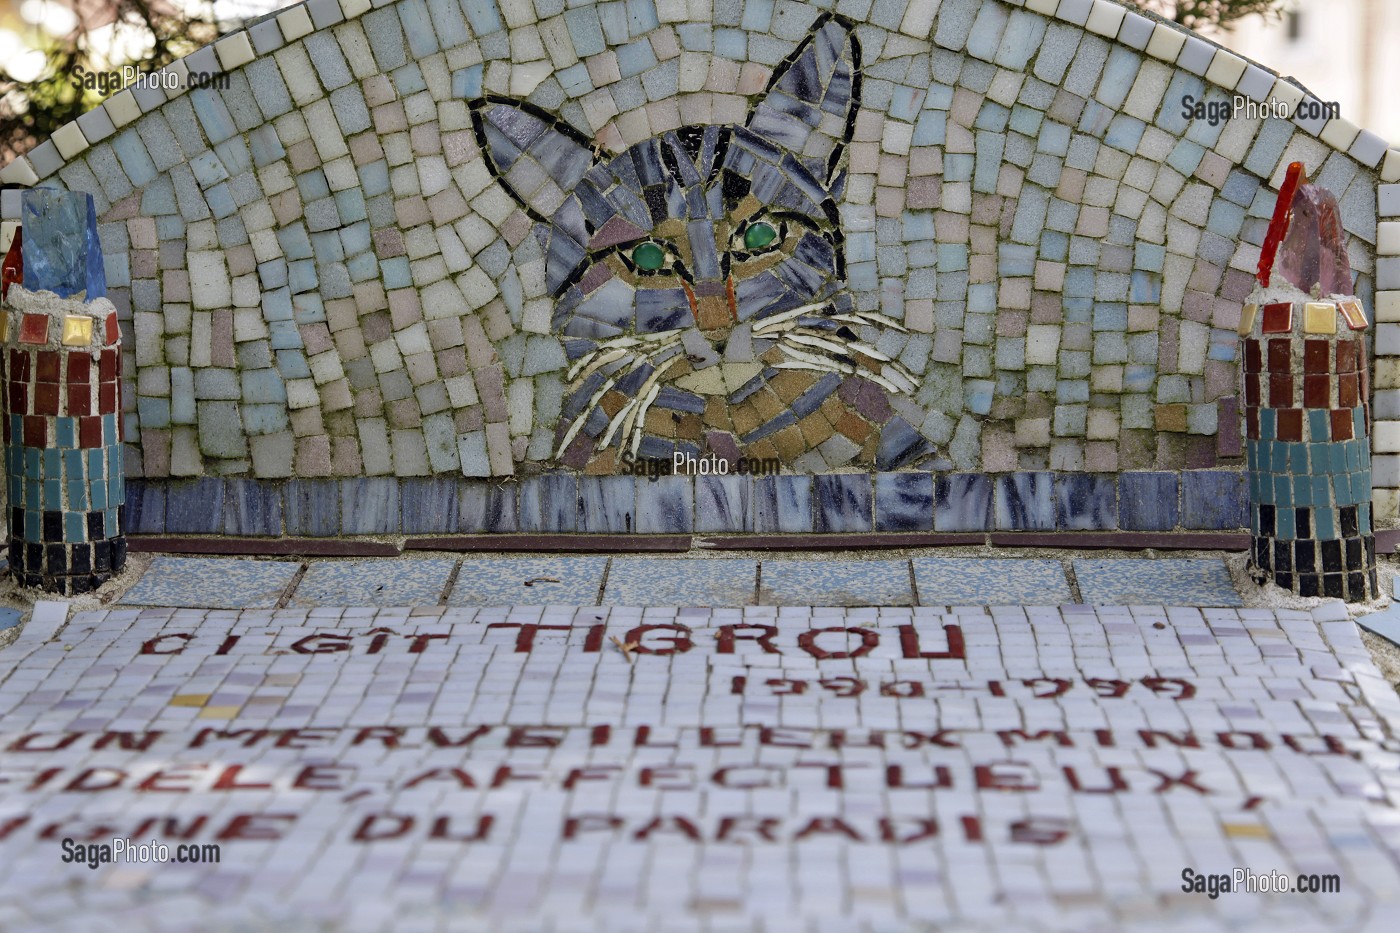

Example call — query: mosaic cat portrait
[471,14,937,473]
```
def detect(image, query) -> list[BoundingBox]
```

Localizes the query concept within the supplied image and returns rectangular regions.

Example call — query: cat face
[472,15,919,468]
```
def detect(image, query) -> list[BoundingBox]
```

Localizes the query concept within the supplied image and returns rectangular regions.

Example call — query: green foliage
[1125,0,1294,33]
[0,0,223,162]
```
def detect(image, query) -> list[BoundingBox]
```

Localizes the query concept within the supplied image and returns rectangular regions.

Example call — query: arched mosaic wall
[4,0,1400,536]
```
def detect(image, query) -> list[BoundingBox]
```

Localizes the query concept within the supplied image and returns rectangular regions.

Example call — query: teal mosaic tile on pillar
[1242,163,1377,601]
[2,189,126,594]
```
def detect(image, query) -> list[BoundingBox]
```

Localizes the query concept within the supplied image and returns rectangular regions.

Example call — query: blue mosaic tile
[579,476,635,533]
[604,558,756,606]
[518,475,578,533]
[458,482,518,533]
[0,606,20,630]
[814,475,872,532]
[447,557,608,606]
[1074,559,1242,607]
[935,474,992,532]
[1056,474,1117,530]
[124,480,166,534]
[635,477,693,532]
[164,478,224,534]
[224,478,283,536]
[1181,471,1247,530]
[874,473,934,532]
[760,559,912,607]
[752,476,812,533]
[695,476,752,533]
[995,472,1054,530]
[400,477,460,534]
[120,557,301,609]
[913,558,1072,605]
[290,558,458,607]
[1119,472,1179,531]
[286,479,340,537]
[341,478,399,534]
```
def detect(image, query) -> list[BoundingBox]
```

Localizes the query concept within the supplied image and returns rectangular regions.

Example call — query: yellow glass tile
[1303,301,1337,334]
[1237,303,1257,336]
[0,311,8,341]
[197,706,243,719]
[169,693,211,707]
[60,314,93,347]
[1338,297,1369,331]
[1222,823,1271,839]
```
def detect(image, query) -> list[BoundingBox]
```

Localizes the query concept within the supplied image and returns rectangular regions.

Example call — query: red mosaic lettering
[716,816,780,842]
[216,813,296,842]
[1141,677,1196,700]
[624,624,693,655]
[429,815,493,841]
[974,762,1039,792]
[715,623,780,654]
[797,626,878,659]
[898,624,966,659]
[292,633,352,654]
[353,813,414,842]
[633,816,701,841]
[137,764,206,792]
[140,634,192,655]
[793,818,862,842]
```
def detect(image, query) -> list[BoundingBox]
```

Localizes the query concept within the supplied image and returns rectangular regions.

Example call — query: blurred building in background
[1224,0,1400,141]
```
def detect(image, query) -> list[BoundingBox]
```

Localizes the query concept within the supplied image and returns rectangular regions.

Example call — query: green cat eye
[744,221,778,250]
[631,242,666,271]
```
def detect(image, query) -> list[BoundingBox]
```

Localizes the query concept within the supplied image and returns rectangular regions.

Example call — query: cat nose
[692,278,737,336]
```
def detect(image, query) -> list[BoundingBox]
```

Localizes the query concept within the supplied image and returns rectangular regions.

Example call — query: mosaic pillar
[0,188,124,594]
[1242,163,1376,601]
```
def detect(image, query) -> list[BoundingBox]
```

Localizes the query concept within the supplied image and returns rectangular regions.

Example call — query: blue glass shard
[21,188,106,299]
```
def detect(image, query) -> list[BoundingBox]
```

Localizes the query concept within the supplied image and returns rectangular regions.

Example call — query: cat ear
[470,96,600,221]
[746,15,860,184]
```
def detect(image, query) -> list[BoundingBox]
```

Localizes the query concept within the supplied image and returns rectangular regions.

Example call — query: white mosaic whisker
[622,356,682,456]
[554,351,669,457]
[773,342,908,393]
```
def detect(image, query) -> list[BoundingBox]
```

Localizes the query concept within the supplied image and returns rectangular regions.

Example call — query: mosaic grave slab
[0,602,1397,929]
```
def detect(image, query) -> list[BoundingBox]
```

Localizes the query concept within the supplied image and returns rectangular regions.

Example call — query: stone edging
[123,468,1249,536]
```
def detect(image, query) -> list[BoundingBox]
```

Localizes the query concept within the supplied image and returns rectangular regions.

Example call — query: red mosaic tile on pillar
[3,284,126,594]
[1242,162,1376,602]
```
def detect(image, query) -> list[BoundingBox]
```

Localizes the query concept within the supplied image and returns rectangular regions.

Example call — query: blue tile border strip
[123,470,1250,537]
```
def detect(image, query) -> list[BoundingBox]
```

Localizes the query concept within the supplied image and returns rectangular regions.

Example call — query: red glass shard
[1276,185,1353,296]
[1,228,21,302]
[1257,161,1307,287]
